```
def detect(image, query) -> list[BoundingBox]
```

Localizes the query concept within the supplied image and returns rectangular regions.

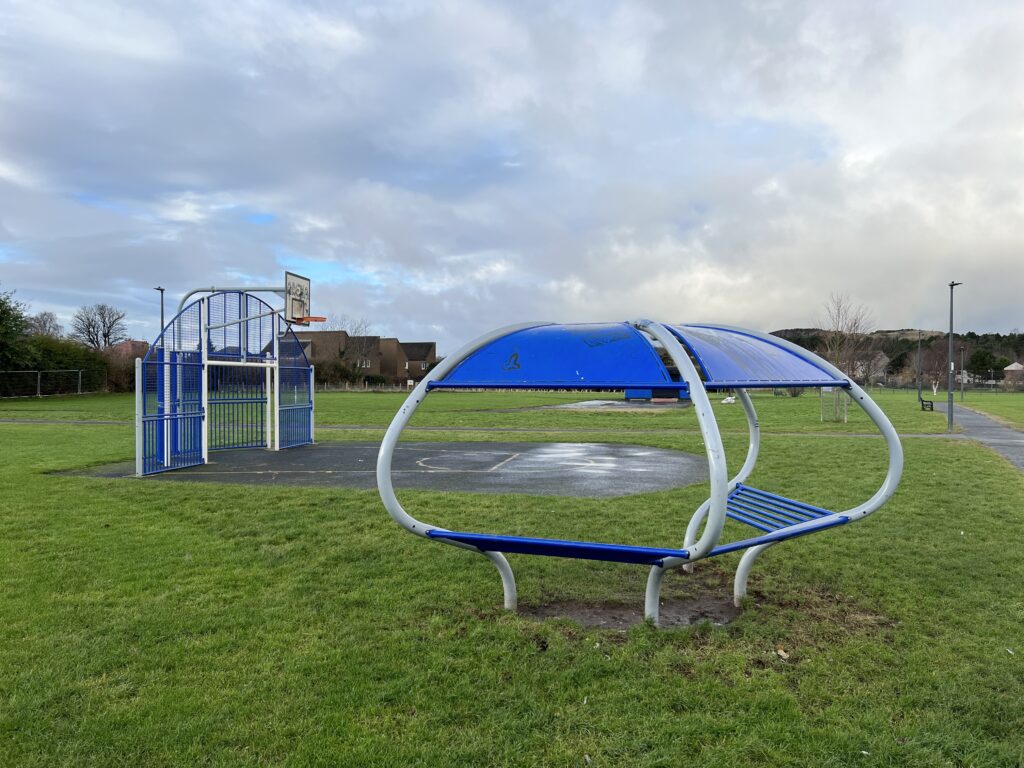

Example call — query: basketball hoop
[291,315,326,325]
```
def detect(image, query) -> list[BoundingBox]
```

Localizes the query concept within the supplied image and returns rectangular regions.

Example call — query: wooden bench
[920,398,934,411]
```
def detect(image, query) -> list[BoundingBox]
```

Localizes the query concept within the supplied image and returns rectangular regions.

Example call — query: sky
[1,0,1022,353]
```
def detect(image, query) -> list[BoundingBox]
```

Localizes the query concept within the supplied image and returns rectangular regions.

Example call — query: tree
[0,285,34,369]
[70,304,127,350]
[27,311,63,337]
[323,313,377,369]
[818,292,875,377]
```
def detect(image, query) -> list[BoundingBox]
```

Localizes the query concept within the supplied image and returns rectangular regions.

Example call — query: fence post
[78,369,83,395]
[36,371,41,397]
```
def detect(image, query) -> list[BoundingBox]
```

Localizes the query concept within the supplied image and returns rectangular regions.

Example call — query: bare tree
[818,292,875,377]
[27,311,63,337]
[70,303,127,350]
[323,313,376,366]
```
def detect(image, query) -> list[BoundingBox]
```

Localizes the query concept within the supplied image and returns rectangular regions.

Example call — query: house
[1005,361,1024,389]
[400,342,437,385]
[291,330,437,386]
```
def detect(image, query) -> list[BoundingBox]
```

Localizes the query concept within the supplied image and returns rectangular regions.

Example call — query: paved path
[935,402,1024,471]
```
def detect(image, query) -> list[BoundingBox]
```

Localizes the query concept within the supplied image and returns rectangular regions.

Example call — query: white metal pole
[273,326,280,451]
[201,298,209,464]
[265,366,272,449]
[135,358,143,476]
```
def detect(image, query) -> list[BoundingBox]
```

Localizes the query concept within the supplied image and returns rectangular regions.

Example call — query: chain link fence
[0,369,107,398]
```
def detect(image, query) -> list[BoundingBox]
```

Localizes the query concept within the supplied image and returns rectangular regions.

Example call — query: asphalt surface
[83,441,710,497]
[934,402,1024,472]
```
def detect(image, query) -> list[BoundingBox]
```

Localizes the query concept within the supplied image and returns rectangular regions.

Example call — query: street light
[916,330,922,403]
[960,346,965,401]
[154,286,165,331]
[947,281,962,433]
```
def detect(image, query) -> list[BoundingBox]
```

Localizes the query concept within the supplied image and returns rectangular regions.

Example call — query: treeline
[1,285,133,395]
[775,326,1023,385]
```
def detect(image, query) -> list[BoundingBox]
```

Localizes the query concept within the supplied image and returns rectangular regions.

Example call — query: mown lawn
[0,386,951,434]
[953,391,1024,430]
[1,393,1022,766]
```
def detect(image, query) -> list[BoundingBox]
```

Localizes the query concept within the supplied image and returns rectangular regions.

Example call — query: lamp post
[947,281,962,433]
[989,369,994,391]
[916,330,922,403]
[154,286,165,331]
[960,346,965,401]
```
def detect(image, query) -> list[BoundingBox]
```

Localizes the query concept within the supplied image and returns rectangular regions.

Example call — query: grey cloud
[1,1,1022,353]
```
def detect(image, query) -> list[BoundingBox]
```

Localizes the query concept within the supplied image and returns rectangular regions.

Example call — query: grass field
[1,392,1023,766]
[953,391,1024,430]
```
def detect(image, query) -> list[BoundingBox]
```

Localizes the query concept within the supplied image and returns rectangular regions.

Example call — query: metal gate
[136,290,314,475]
[277,326,314,448]
[136,301,204,475]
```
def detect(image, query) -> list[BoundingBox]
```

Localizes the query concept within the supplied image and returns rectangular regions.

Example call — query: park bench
[378,321,904,626]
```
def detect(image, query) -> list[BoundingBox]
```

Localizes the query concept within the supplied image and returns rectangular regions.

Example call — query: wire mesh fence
[0,369,107,398]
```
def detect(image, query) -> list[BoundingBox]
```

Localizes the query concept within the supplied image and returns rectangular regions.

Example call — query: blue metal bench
[377,321,903,626]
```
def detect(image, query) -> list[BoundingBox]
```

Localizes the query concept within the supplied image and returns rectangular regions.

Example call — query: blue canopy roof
[432,322,685,391]
[670,324,848,389]
[430,321,848,392]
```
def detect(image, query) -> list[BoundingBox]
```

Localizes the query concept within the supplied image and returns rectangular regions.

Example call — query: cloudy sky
[1,1,1022,351]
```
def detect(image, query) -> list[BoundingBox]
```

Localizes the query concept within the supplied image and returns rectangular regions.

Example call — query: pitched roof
[400,341,435,360]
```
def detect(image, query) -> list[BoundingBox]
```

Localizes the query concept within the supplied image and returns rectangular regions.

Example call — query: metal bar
[204,359,276,368]
[177,285,285,314]
[78,369,82,395]
[135,358,143,476]
[310,364,315,444]
[730,496,814,524]
[273,329,280,451]
[206,308,281,332]
[727,500,800,528]
[738,486,833,517]
[724,510,777,532]
[36,371,40,397]
[201,298,209,464]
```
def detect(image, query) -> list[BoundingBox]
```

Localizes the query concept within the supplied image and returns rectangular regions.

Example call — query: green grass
[0,387,952,434]
[1,393,1022,766]
[954,391,1024,430]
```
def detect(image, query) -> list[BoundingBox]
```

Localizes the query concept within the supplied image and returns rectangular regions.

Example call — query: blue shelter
[377,320,903,625]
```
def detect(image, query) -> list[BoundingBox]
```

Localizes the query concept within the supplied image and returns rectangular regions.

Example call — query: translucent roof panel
[434,323,683,391]
[669,324,849,389]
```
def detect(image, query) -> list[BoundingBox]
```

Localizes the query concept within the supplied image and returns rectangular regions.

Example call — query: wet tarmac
[84,441,709,497]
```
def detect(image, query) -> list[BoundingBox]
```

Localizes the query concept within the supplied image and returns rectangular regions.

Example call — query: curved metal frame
[376,321,904,626]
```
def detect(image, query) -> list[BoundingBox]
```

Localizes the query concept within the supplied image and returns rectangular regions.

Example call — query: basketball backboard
[284,271,311,325]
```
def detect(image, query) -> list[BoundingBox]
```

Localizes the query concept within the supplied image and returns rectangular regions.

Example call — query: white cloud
[1,1,1022,350]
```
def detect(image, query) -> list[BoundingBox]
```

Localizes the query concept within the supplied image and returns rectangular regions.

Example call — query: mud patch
[522,595,740,629]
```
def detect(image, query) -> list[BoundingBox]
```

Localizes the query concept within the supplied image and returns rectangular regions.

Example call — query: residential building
[291,330,437,386]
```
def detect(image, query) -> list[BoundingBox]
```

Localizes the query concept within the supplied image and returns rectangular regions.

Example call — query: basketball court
[84,441,709,497]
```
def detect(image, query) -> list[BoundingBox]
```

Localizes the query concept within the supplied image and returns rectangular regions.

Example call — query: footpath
[935,401,1024,472]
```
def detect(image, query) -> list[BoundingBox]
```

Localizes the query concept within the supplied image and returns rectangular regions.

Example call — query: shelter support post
[644,565,666,625]
[733,543,775,606]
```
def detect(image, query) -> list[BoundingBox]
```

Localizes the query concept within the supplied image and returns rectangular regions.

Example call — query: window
[404,361,409,370]
[421,362,427,370]
[359,359,372,369]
